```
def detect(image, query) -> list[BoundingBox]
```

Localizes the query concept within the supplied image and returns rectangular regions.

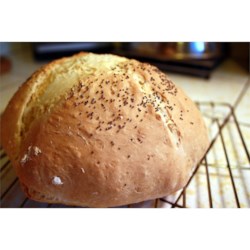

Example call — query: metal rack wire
[1,102,249,208]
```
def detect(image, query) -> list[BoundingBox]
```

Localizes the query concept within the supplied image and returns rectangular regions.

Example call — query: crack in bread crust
[21,53,127,142]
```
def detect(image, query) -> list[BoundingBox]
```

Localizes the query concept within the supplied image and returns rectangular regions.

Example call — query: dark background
[32,42,249,78]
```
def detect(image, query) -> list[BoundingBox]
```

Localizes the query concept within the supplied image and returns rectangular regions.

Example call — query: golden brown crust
[1,52,209,207]
[1,52,89,163]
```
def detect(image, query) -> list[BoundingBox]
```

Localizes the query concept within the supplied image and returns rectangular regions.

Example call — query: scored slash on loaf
[0,52,209,207]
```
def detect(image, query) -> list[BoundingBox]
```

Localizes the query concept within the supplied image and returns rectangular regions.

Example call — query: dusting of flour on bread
[52,176,63,185]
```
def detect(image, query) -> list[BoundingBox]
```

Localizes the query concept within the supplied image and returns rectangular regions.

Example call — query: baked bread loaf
[1,52,209,207]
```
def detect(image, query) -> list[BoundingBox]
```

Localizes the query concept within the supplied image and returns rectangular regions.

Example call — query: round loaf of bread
[1,52,209,207]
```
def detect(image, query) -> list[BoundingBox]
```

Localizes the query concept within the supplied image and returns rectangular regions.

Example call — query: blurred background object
[114,42,226,78]
[31,42,249,78]
[229,42,249,71]
[0,42,12,75]
[33,42,113,61]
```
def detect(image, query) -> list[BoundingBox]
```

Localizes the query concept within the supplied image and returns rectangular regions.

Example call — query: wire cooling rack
[1,102,249,208]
